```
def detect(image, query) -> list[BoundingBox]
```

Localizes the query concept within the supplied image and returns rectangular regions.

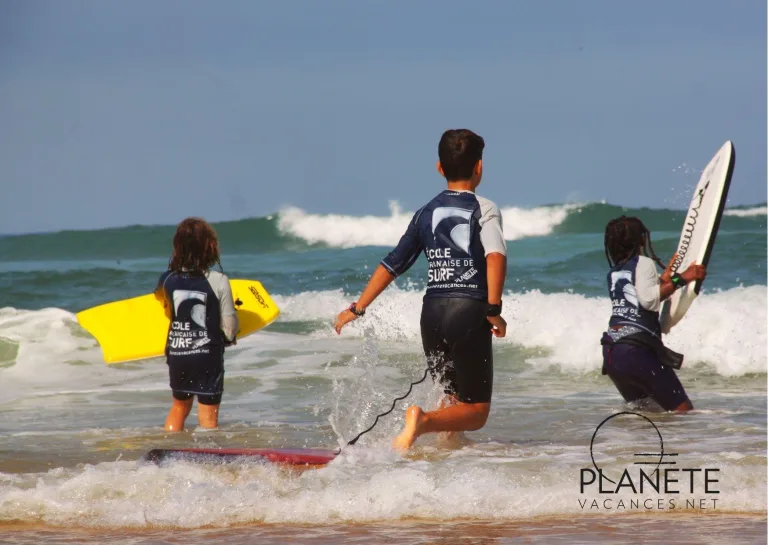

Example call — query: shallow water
[0,204,766,539]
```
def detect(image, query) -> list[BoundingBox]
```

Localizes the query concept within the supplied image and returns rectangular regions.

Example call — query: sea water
[0,202,765,538]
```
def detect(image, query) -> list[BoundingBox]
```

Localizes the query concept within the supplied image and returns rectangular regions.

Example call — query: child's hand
[487,315,507,338]
[660,253,679,283]
[681,263,707,284]
[334,309,358,334]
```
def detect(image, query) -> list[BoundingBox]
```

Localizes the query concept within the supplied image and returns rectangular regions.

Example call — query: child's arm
[354,265,397,309]
[478,198,507,337]
[219,281,238,344]
[486,252,507,337]
[635,258,663,311]
[155,272,172,319]
[334,208,424,333]
[334,265,397,334]
[637,255,708,311]
[208,271,238,344]
[658,253,707,302]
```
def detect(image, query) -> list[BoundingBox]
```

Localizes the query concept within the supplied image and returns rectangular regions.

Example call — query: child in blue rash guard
[602,216,706,412]
[334,129,508,450]
[156,217,238,431]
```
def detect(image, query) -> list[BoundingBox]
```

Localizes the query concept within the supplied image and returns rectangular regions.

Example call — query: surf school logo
[432,207,472,254]
[169,290,211,351]
[609,271,639,308]
[172,290,207,328]
[579,412,720,512]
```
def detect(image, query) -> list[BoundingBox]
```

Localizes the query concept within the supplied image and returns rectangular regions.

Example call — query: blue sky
[1,0,765,234]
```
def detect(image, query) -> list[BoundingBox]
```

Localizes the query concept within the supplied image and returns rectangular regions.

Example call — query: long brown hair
[168,217,221,275]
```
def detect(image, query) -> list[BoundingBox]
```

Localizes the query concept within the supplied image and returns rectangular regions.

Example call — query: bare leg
[435,395,467,445]
[392,401,490,451]
[165,397,193,432]
[197,403,220,429]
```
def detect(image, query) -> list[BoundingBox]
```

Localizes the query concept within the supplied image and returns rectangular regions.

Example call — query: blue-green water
[1,202,765,311]
[0,201,765,528]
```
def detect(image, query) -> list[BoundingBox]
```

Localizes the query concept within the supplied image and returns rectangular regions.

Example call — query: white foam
[724,206,767,217]
[499,203,581,239]
[277,201,413,248]
[276,202,578,248]
[274,285,768,377]
[0,308,102,398]
[0,450,762,527]
[0,297,764,528]
[0,285,764,406]
[0,307,165,404]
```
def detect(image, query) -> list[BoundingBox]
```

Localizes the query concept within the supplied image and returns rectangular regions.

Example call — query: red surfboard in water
[143,447,338,467]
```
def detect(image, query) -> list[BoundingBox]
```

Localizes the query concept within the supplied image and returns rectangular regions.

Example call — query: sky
[0,0,765,234]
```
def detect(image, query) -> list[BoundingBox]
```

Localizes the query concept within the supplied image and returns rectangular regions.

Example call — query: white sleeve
[477,196,507,257]
[207,271,239,342]
[635,256,661,312]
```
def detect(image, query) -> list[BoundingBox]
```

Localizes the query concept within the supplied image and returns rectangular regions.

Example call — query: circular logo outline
[589,411,665,485]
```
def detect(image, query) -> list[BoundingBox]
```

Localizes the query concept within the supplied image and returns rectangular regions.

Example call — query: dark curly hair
[168,217,221,275]
[604,216,664,268]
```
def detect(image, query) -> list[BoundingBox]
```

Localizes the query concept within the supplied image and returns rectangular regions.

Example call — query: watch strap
[670,273,688,288]
[349,302,366,317]
[487,302,502,317]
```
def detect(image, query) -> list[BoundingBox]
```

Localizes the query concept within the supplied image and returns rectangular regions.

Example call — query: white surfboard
[660,141,736,333]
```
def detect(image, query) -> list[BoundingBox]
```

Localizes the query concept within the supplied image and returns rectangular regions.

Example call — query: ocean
[0,201,766,543]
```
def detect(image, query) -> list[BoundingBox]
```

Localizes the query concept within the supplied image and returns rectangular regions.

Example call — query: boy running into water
[602,216,706,412]
[334,129,507,450]
[156,217,238,431]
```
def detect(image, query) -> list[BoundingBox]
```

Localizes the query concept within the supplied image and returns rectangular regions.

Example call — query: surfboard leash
[341,365,431,449]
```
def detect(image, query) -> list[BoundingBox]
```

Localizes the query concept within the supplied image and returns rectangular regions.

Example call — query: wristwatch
[670,273,688,289]
[487,301,502,317]
[349,302,366,317]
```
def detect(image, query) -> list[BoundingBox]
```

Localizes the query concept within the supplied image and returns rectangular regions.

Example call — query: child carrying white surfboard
[600,216,706,412]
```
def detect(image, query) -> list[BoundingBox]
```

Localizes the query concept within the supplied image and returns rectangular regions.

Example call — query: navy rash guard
[381,190,506,301]
[607,255,663,338]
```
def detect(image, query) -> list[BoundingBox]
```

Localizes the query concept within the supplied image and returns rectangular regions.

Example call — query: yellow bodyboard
[76,279,280,364]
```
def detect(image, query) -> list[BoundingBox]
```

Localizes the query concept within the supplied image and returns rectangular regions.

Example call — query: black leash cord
[338,366,431,451]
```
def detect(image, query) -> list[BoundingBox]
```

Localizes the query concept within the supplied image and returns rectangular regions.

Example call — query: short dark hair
[438,129,485,181]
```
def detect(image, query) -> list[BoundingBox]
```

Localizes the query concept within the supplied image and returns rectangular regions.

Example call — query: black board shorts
[420,297,493,403]
[168,358,224,406]
[602,339,689,411]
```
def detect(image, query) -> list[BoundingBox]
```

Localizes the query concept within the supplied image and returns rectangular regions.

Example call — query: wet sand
[1,514,766,544]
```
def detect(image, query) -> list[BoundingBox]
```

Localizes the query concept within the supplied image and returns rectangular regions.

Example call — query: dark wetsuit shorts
[169,359,224,405]
[420,297,493,403]
[602,341,689,411]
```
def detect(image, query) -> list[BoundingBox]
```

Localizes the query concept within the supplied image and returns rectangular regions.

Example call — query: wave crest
[724,206,767,217]
[277,202,582,248]
[1,201,763,259]
[273,285,767,377]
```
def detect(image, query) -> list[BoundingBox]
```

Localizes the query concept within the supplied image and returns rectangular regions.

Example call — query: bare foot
[392,406,424,451]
